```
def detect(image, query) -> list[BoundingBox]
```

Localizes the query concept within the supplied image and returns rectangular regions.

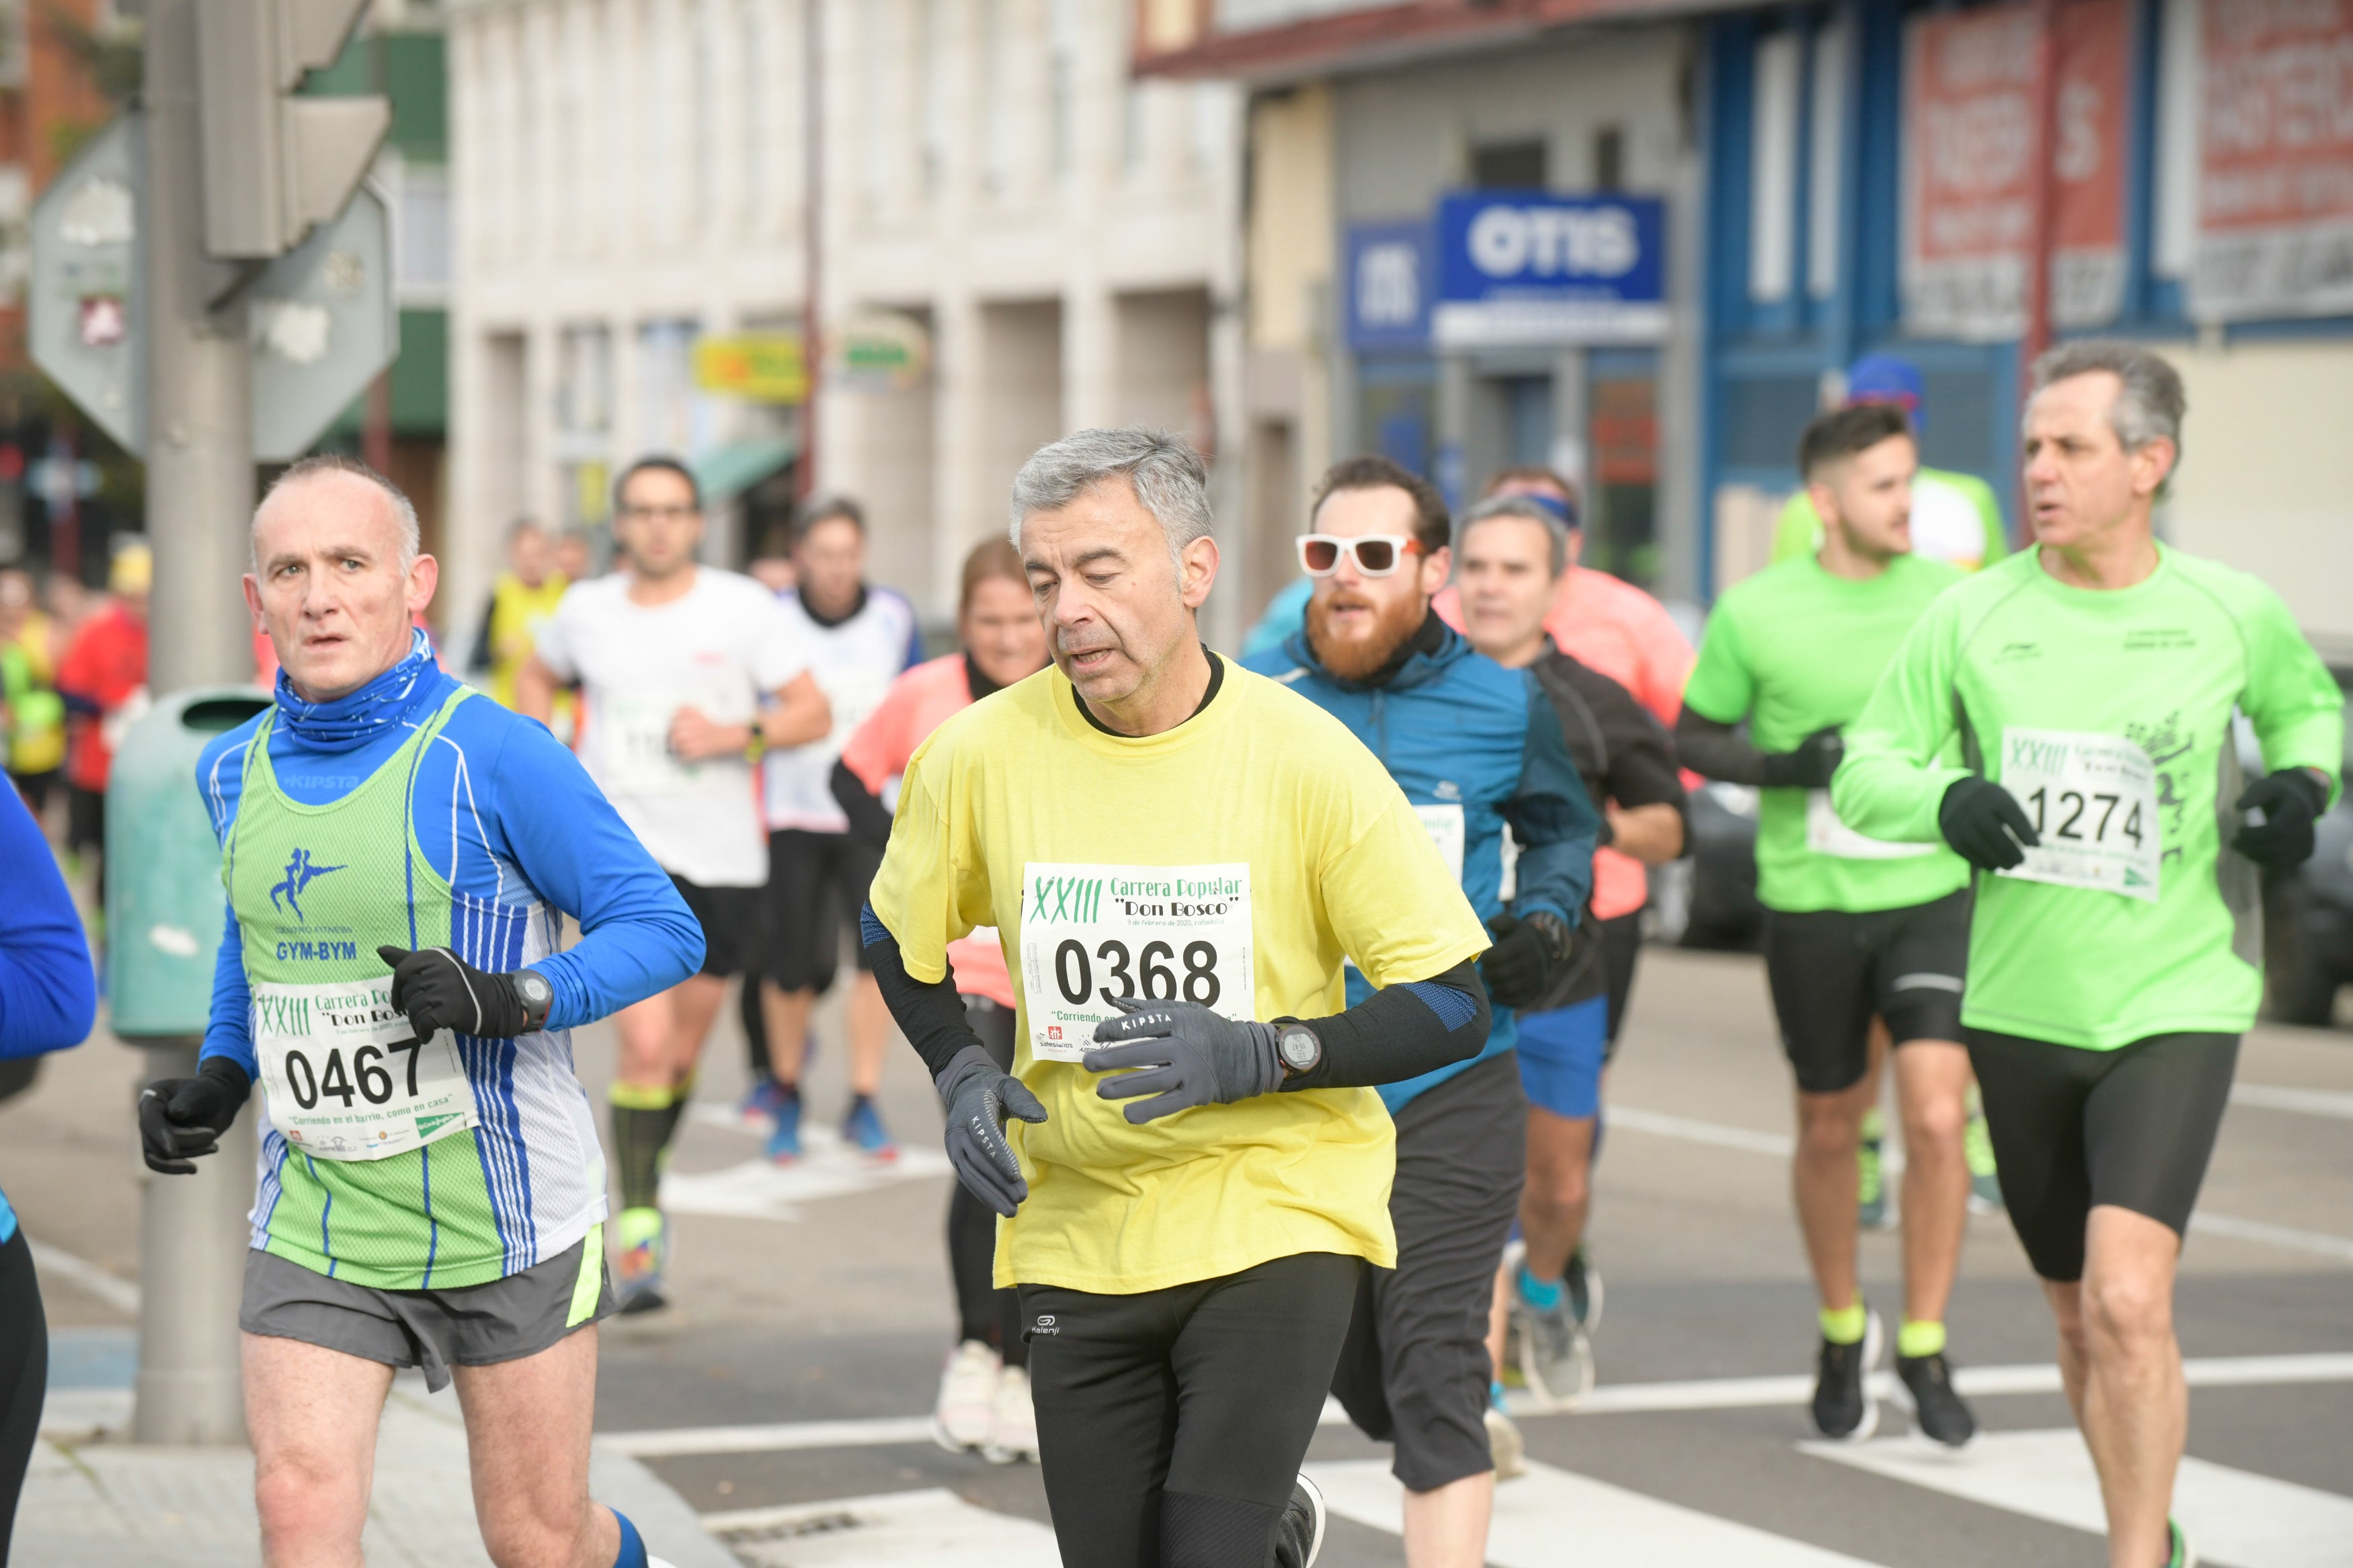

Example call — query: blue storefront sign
[1433,191,1668,347]
[1344,220,1435,353]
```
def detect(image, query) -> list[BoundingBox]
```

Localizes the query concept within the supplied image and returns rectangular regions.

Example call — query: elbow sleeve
[861,904,985,1080]
[1282,957,1491,1091]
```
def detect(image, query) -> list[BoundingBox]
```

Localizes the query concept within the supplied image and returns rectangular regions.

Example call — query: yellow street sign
[694,333,808,403]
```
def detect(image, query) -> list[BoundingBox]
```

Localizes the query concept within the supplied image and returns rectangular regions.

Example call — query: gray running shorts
[239,1225,613,1393]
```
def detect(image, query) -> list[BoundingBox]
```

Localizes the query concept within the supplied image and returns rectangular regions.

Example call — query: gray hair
[2028,341,2186,462]
[254,454,422,573]
[1008,428,1214,567]
[1458,495,1570,577]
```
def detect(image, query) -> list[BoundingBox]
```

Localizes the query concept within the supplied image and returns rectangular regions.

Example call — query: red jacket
[56,603,149,791]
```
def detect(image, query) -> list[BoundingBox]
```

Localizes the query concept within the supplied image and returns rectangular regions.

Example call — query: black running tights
[0,1229,48,1567]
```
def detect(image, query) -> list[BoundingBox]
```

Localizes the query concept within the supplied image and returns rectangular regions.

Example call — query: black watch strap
[514,968,555,1032]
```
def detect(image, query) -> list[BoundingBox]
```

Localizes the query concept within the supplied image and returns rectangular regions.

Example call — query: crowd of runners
[0,338,2338,1568]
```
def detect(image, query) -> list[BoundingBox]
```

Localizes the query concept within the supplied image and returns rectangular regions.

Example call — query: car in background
[2263,664,2353,1027]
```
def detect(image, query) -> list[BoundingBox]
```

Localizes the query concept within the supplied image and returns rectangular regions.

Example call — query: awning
[693,436,799,507]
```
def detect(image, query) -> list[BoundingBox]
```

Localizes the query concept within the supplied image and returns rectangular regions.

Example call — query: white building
[444,0,1247,639]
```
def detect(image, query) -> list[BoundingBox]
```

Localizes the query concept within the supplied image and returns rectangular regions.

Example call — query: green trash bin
[106,688,273,1038]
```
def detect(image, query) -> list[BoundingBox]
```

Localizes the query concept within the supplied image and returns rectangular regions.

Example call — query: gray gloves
[1086,996,1284,1124]
[935,1044,1047,1217]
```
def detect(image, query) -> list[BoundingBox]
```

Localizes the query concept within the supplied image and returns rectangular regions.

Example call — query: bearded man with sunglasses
[1245,455,1598,1568]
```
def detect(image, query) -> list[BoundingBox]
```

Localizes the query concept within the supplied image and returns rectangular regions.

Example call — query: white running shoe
[932,1339,1001,1453]
[982,1363,1038,1464]
[1484,1401,1528,1481]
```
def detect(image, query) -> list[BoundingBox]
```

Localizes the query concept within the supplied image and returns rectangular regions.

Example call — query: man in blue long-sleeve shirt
[1,781,97,1565]
[1245,455,1597,1567]
[138,455,701,1568]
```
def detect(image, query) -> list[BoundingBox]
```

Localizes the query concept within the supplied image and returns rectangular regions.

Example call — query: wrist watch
[1274,1020,1324,1081]
[515,968,555,1031]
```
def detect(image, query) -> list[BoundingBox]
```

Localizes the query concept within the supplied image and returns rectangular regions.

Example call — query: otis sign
[1433,191,1668,347]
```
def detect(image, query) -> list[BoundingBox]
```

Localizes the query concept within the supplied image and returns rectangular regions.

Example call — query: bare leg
[846,972,890,1097]
[454,1325,620,1568]
[611,990,678,1097]
[1892,1041,1972,1329]
[2069,1207,2186,1568]
[760,982,818,1085]
[1518,1108,1597,1282]
[1400,1471,1494,1568]
[243,1333,394,1568]
[666,972,727,1085]
[1484,1262,1510,1386]
[1792,1079,1874,1314]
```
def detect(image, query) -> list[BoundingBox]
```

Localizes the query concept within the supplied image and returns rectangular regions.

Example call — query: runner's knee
[253,1450,370,1549]
[1795,1098,1863,1158]
[1899,1091,1968,1162]
[2081,1268,2171,1358]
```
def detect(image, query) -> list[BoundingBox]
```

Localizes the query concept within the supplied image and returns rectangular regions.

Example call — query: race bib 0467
[251,979,481,1160]
[1996,727,2161,902]
[1019,863,1255,1063]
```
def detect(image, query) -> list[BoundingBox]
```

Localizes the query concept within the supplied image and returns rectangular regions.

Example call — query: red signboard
[2195,0,2353,319]
[1902,0,2132,340]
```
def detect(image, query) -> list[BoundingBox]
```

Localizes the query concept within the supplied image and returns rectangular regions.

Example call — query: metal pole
[133,0,260,1447]
[798,0,823,502]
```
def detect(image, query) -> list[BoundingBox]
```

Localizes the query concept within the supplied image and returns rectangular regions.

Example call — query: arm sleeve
[200,903,255,1074]
[0,784,96,1059]
[2241,592,2346,806]
[1279,956,1490,1091]
[865,903,986,1079]
[1501,680,1598,925]
[1829,602,1974,842]
[830,758,899,848]
[483,717,705,1028]
[1675,707,1771,785]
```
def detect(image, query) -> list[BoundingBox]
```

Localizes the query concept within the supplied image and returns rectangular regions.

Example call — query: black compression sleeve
[830,760,899,850]
[1674,707,1771,786]
[861,905,986,1079]
[1279,956,1492,1092]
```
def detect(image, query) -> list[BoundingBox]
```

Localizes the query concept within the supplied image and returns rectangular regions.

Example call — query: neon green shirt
[1685,552,1971,913]
[1833,546,2344,1049]
[1774,467,2011,573]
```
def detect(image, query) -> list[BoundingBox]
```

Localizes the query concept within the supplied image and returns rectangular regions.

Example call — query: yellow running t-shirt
[869,657,1490,1294]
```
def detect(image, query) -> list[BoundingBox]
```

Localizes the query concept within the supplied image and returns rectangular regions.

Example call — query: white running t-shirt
[761,586,921,832]
[536,569,810,887]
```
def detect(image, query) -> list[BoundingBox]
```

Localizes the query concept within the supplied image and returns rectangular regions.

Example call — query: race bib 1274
[1018,863,1254,1063]
[1996,727,2161,903]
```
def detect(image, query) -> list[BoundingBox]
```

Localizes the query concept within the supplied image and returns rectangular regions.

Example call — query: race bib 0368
[251,979,481,1160]
[1996,727,2161,903]
[1018,863,1255,1063]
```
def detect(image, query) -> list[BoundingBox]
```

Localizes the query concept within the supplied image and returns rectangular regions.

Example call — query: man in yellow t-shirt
[865,428,1492,1568]
[467,519,571,714]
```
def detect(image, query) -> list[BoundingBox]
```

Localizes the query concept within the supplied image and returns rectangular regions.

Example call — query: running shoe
[1271,1473,1328,1568]
[1810,1309,1883,1441]
[614,1206,670,1316]
[1895,1350,1978,1448]
[1511,1270,1595,1411]
[932,1339,1000,1453]
[764,1087,803,1164]
[2163,1518,2197,1568]
[982,1364,1037,1465]
[842,1095,898,1161]
[740,1076,791,1126]
[1564,1245,1605,1334]
[1857,1114,1890,1231]
[1965,1096,2003,1214]
[1485,1387,1527,1481]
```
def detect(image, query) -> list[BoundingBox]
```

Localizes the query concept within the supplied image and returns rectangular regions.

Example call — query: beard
[1308,587,1428,682]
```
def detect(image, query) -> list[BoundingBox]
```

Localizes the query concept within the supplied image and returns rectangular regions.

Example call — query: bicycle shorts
[669,873,761,979]
[1599,911,1643,1054]
[1764,889,1970,1094]
[763,829,882,991]
[1515,995,1609,1120]
[239,1227,614,1393]
[1965,1028,2239,1283]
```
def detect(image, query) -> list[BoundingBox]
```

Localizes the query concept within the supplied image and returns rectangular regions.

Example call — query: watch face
[520,975,551,1003]
[1279,1028,1318,1070]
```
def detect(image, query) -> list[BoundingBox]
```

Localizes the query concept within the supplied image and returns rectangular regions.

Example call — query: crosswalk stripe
[701,1487,1061,1567]
[2231,1082,2353,1121]
[1308,1458,1890,1567]
[1801,1429,2353,1568]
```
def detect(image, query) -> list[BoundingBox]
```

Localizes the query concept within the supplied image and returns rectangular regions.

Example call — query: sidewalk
[26,1331,742,1568]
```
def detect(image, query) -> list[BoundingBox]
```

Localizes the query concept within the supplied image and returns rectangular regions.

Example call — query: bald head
[245,456,437,701]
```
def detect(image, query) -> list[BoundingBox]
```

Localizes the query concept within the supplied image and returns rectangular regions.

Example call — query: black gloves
[936,1044,1047,1217]
[1761,727,1845,790]
[2233,769,2329,868]
[375,946,553,1044]
[139,1058,253,1174]
[1939,776,2040,870]
[1480,910,1572,1009]
[1086,996,1284,1123]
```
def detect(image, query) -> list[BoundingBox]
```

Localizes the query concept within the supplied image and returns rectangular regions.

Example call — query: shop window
[1593,126,1624,192]
[1472,139,1547,190]
[1721,372,1819,470]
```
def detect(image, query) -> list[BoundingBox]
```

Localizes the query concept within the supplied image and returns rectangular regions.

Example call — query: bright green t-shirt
[1686,552,1971,913]
[1834,546,2344,1049]
[1774,467,2011,573]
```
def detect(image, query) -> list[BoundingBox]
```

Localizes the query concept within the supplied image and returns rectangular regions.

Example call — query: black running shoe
[1271,1473,1328,1568]
[1564,1245,1604,1333]
[1810,1310,1882,1441]
[1896,1350,1978,1448]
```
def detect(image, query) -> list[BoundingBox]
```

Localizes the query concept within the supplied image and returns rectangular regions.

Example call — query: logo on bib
[415,1112,463,1140]
[270,849,347,922]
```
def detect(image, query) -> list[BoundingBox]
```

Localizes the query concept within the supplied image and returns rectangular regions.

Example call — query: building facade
[446,0,1245,642]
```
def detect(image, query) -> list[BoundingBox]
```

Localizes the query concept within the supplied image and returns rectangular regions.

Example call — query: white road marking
[701,1487,1060,1567]
[2231,1082,2353,1121]
[1310,1458,1889,1566]
[1609,1102,2353,1262]
[24,1238,141,1314]
[1804,1428,2353,1568]
[655,1121,952,1223]
[601,1352,2353,1456]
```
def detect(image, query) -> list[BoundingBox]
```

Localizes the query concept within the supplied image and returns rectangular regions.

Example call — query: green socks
[1819,1300,1868,1345]
[1898,1319,1947,1358]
